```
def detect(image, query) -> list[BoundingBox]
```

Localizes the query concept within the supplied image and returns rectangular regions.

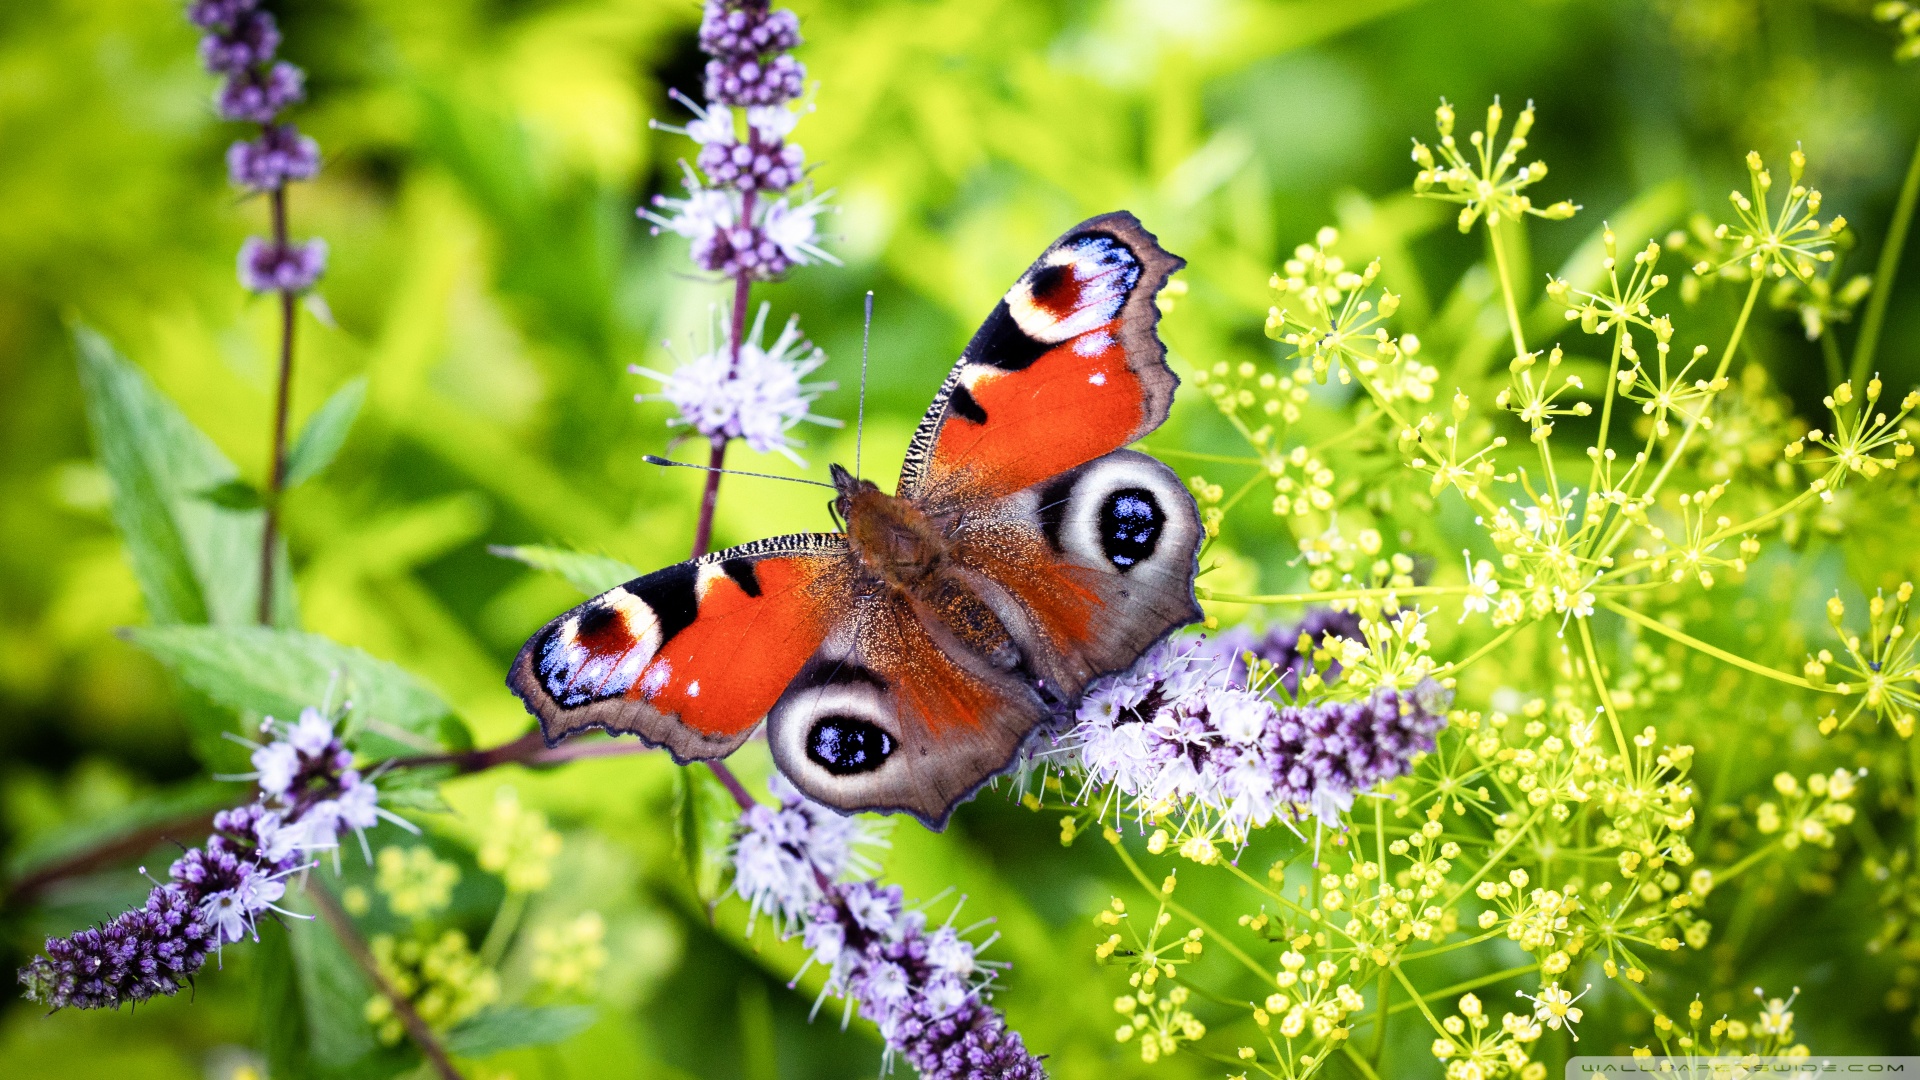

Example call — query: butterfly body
[510,212,1200,826]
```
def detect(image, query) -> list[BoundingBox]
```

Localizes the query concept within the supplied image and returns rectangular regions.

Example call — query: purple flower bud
[216,61,304,124]
[227,124,320,189]
[238,237,327,293]
[198,9,280,75]
[17,885,212,1010]
[704,53,805,107]
[699,1,802,58]
[187,0,258,31]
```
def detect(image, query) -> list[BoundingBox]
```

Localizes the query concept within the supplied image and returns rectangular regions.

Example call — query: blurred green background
[3,0,1918,1077]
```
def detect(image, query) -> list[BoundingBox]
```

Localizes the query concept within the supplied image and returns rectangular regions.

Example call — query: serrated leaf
[284,376,367,489]
[490,544,639,596]
[126,625,464,752]
[444,1006,598,1058]
[195,477,265,510]
[73,325,297,629]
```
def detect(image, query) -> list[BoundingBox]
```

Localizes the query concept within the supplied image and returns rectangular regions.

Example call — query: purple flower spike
[704,53,806,107]
[238,237,327,294]
[198,9,280,75]
[699,1,802,57]
[228,124,320,190]
[18,886,212,1011]
[187,0,258,31]
[216,61,304,124]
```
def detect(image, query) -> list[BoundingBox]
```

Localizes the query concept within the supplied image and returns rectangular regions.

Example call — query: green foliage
[127,625,463,753]
[6,1,1920,1079]
[284,377,368,491]
[444,1005,599,1057]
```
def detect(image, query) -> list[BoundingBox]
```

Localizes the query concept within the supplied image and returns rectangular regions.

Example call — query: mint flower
[17,707,412,1009]
[1061,630,1448,836]
[643,0,835,281]
[631,303,839,462]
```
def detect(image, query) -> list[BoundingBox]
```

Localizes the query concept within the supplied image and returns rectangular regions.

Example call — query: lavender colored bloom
[631,302,837,461]
[699,0,802,58]
[198,9,280,75]
[17,709,409,1010]
[897,999,1048,1080]
[1201,608,1364,691]
[187,0,257,30]
[216,60,304,124]
[227,124,319,189]
[796,881,1046,1078]
[704,53,807,108]
[238,237,327,294]
[697,129,805,192]
[1063,632,1448,831]
[729,775,876,931]
[17,885,212,1011]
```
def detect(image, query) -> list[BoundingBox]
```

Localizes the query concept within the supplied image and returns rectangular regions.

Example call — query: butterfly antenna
[856,290,873,480]
[642,455,837,490]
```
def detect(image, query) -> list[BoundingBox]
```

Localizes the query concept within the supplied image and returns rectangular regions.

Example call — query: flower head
[730,775,880,932]
[1411,98,1578,233]
[633,302,839,461]
[228,124,319,190]
[238,237,327,294]
[1062,631,1448,834]
[476,787,563,893]
[1516,982,1590,1040]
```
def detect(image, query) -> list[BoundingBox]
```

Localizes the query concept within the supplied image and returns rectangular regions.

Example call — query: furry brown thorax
[829,463,1018,668]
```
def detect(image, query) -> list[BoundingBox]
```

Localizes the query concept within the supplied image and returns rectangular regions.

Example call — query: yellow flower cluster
[477,787,563,893]
[364,930,500,1045]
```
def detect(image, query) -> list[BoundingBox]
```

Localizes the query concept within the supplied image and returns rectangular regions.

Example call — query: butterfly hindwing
[508,534,845,763]
[951,448,1204,703]
[763,587,1049,828]
[898,211,1186,507]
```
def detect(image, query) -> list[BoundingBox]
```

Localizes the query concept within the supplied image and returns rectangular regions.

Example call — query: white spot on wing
[687,680,701,698]
[1089,372,1107,386]
[640,658,672,699]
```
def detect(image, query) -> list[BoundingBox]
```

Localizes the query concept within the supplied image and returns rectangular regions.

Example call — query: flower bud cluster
[17,708,408,1010]
[643,0,833,280]
[729,778,1042,1078]
[189,0,324,292]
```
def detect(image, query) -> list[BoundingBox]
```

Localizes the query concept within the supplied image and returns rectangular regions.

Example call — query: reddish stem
[689,263,757,559]
[258,184,296,626]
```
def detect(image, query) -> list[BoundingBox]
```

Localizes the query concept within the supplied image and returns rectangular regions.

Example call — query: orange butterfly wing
[508,535,843,763]
[898,211,1186,509]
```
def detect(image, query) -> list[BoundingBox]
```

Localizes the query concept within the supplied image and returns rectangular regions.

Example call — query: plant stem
[2,807,220,905]
[1599,598,1839,693]
[1487,221,1530,361]
[308,879,464,1080]
[1851,129,1920,392]
[1578,617,1631,760]
[689,219,757,562]
[706,759,756,812]
[259,184,296,626]
[478,888,527,968]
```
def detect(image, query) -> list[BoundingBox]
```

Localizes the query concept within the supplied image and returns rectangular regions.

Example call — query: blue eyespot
[807,716,894,775]
[1099,487,1163,570]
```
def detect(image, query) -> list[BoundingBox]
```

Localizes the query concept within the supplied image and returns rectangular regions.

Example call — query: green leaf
[672,767,736,904]
[126,625,464,751]
[490,544,639,596]
[284,376,367,489]
[284,900,381,1070]
[72,325,296,629]
[444,1006,598,1058]
[255,922,310,1080]
[195,477,265,510]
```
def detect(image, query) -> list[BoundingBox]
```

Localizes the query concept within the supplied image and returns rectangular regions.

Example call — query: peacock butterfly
[507,211,1201,827]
